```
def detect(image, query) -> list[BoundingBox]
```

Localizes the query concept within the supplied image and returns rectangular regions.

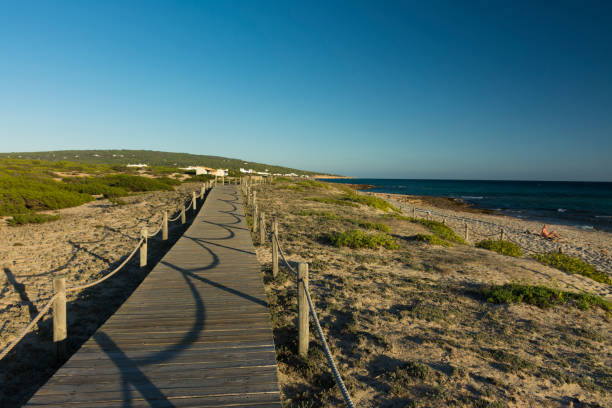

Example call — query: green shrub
[342,194,400,212]
[9,213,60,225]
[413,219,465,243]
[532,252,611,285]
[483,283,611,311]
[297,180,330,189]
[412,234,453,247]
[295,210,341,220]
[357,222,390,233]
[476,240,523,257]
[328,229,398,250]
[305,197,359,208]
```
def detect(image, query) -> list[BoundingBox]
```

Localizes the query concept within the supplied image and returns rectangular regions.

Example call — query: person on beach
[540,225,560,241]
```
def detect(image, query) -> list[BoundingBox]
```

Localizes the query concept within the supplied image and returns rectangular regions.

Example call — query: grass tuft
[483,283,611,311]
[9,213,60,225]
[412,234,454,247]
[476,240,523,257]
[532,252,611,285]
[328,229,398,250]
[413,219,465,243]
[357,222,390,233]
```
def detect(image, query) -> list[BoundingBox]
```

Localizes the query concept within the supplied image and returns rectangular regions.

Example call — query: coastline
[370,191,612,276]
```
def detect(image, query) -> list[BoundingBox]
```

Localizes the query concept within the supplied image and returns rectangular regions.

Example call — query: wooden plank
[26,185,282,407]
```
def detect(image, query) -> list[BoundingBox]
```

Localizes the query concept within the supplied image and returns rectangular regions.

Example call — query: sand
[372,192,612,277]
[252,182,611,407]
[0,182,204,406]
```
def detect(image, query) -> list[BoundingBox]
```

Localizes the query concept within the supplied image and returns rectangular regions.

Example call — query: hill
[0,149,319,176]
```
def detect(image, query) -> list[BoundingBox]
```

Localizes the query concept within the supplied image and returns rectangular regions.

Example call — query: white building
[126,163,148,168]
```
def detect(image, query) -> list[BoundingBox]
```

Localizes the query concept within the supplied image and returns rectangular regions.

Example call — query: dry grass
[253,180,612,408]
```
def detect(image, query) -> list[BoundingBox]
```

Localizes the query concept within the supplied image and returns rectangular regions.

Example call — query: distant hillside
[0,149,319,176]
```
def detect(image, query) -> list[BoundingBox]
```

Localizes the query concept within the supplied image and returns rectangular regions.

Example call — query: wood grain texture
[25,186,281,407]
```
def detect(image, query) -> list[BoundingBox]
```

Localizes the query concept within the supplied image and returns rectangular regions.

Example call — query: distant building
[180,166,228,176]
[127,163,148,168]
[240,168,254,174]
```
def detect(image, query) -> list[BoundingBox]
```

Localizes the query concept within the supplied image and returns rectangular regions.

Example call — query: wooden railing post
[181,204,186,224]
[272,220,279,277]
[465,223,469,241]
[259,212,265,244]
[200,185,205,199]
[162,211,168,241]
[140,228,148,267]
[53,277,67,361]
[192,191,197,212]
[413,207,416,218]
[253,204,258,233]
[442,216,446,225]
[500,229,505,241]
[298,262,309,358]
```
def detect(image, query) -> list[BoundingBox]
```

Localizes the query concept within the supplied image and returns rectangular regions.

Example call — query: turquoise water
[319,179,612,231]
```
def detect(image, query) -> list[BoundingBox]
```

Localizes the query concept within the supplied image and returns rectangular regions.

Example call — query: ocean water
[319,179,612,232]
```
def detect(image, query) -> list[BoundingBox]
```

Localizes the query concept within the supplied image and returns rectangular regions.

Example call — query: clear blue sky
[1,1,611,181]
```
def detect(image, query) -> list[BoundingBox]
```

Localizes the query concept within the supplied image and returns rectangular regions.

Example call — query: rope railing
[0,183,212,363]
[244,183,356,408]
[271,227,355,408]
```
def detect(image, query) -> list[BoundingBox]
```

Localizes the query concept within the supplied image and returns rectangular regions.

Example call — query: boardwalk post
[272,220,279,277]
[500,229,505,241]
[162,211,168,241]
[253,204,258,233]
[200,185,205,199]
[140,228,148,267]
[298,262,309,358]
[53,277,67,362]
[413,207,416,218]
[181,204,186,224]
[465,223,469,241]
[215,175,218,185]
[259,212,265,244]
[192,191,197,212]
[442,216,446,225]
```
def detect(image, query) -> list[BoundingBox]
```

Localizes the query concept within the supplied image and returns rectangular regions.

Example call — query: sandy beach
[0,182,204,406]
[252,180,611,407]
[370,192,612,277]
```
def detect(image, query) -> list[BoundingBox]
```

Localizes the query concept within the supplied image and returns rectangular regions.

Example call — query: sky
[0,1,611,181]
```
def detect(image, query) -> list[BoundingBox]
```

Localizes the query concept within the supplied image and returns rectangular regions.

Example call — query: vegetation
[413,233,454,247]
[295,210,341,220]
[413,219,465,244]
[0,149,318,176]
[357,221,390,233]
[305,197,360,208]
[8,213,60,225]
[297,180,330,189]
[328,229,398,250]
[476,240,523,257]
[0,158,185,223]
[532,252,612,285]
[306,193,399,212]
[483,283,611,311]
[341,193,400,212]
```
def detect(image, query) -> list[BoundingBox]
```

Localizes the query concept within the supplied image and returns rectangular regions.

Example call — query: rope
[273,231,355,407]
[0,294,58,360]
[184,199,193,211]
[168,212,182,222]
[66,238,144,293]
[274,234,298,276]
[302,281,355,408]
[0,191,200,363]
[146,221,164,238]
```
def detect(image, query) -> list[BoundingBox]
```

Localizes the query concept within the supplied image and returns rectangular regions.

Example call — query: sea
[318,179,612,232]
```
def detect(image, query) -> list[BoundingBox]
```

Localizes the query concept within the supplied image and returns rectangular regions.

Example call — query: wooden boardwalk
[25,185,282,407]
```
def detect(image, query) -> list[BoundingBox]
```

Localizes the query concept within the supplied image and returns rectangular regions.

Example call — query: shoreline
[370,191,612,276]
